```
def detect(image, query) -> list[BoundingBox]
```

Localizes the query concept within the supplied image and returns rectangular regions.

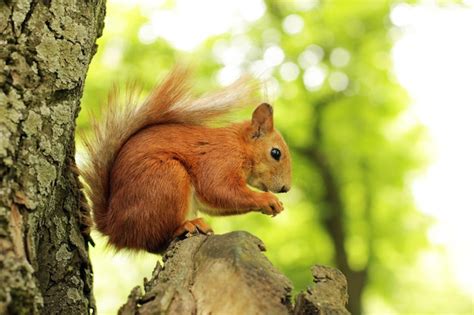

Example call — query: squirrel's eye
[270,148,281,161]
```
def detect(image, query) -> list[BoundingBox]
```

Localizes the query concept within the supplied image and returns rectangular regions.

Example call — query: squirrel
[81,67,292,253]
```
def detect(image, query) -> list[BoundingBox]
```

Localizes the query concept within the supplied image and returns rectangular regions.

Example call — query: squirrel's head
[245,103,292,194]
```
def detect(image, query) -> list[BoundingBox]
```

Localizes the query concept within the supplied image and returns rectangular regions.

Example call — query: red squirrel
[81,67,292,253]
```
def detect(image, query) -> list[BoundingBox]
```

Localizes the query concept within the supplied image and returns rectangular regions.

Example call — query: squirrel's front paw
[258,193,284,217]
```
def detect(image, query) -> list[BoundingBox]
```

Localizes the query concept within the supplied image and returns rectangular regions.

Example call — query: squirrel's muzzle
[278,185,289,193]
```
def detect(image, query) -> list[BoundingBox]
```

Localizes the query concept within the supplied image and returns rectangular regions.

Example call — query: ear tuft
[251,103,274,138]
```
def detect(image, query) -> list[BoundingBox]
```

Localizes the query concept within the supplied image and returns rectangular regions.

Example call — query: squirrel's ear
[251,103,274,138]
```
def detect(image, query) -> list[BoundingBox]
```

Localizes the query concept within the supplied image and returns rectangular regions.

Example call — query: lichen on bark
[0,0,105,313]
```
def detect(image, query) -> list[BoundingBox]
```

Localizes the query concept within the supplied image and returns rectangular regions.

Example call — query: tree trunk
[118,231,350,315]
[0,1,105,314]
[295,95,369,315]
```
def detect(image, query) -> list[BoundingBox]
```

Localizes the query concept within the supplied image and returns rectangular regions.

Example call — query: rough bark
[294,266,350,315]
[0,1,105,314]
[118,231,350,315]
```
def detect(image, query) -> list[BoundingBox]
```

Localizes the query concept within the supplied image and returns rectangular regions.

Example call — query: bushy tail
[81,66,260,234]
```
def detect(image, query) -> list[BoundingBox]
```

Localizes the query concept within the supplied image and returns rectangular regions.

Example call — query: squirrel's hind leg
[109,155,195,252]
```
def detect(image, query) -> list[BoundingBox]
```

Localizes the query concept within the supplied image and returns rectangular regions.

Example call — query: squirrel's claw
[191,217,214,235]
[173,217,213,239]
[259,193,284,217]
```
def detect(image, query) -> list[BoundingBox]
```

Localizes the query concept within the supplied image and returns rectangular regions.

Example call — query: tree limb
[118,231,350,315]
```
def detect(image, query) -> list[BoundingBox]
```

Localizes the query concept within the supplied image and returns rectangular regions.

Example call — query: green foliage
[79,1,471,314]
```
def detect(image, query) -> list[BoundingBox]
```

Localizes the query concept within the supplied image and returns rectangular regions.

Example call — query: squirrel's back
[81,67,259,235]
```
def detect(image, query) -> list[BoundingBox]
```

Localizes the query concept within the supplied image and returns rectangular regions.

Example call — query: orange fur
[81,67,292,253]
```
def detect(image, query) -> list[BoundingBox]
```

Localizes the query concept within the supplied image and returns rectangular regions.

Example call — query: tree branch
[118,231,350,315]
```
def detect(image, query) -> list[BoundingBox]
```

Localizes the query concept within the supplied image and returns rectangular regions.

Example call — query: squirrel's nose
[279,185,289,193]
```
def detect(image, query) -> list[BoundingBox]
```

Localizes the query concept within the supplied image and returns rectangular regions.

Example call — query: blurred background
[76,0,474,314]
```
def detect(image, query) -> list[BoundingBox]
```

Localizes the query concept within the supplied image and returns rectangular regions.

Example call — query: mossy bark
[0,1,105,314]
